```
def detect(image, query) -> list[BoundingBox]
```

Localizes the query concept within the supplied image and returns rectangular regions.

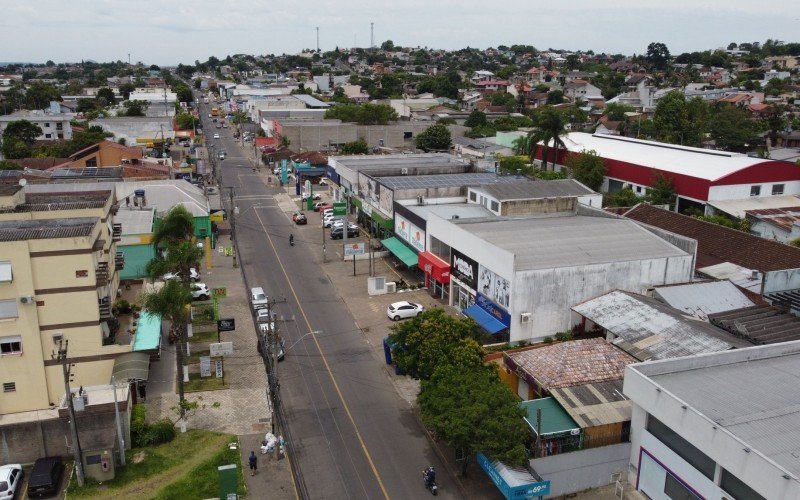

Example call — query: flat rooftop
[633,342,800,477]
[472,179,596,201]
[377,172,520,191]
[454,213,688,271]
[0,191,111,213]
[333,153,466,172]
[0,217,97,241]
[406,202,493,220]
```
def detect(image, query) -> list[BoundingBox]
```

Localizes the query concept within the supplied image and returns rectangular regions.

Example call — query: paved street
[200,100,466,499]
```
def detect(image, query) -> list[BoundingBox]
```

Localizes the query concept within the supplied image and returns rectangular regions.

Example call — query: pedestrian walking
[249,451,258,476]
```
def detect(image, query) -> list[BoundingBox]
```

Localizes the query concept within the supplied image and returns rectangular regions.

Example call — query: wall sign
[217,318,235,331]
[451,249,478,290]
[478,264,511,309]
[476,293,511,327]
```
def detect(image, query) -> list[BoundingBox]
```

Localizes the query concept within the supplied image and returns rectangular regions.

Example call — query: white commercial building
[0,108,74,142]
[624,342,800,500]
[425,206,694,343]
[127,88,177,104]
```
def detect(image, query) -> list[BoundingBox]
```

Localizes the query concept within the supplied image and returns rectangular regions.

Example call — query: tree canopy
[415,123,452,151]
[710,103,763,152]
[340,139,369,155]
[565,149,606,191]
[324,103,398,125]
[1,120,42,158]
[652,91,709,147]
[646,42,671,70]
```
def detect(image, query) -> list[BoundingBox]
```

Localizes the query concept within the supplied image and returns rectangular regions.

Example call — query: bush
[542,336,553,344]
[113,298,132,315]
[144,419,177,445]
[131,405,176,447]
[130,404,148,447]
[555,330,573,342]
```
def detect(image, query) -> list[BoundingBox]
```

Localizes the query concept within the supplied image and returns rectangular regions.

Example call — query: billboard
[478,264,511,309]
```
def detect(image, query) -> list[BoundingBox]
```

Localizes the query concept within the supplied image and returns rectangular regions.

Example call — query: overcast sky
[1,1,798,66]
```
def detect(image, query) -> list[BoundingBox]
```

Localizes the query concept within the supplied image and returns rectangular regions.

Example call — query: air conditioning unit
[385,282,397,293]
[520,313,532,324]
[52,333,63,345]
[20,295,34,304]
[400,168,409,175]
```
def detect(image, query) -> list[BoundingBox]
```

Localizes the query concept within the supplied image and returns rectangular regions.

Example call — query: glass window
[0,336,21,354]
[490,201,499,212]
[0,262,11,282]
[664,473,701,500]
[0,299,18,320]
[720,469,766,500]
[750,185,761,197]
[469,191,477,202]
[646,416,716,480]
[772,184,785,196]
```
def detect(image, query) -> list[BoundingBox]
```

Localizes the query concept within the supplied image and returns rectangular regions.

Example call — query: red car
[314,203,333,212]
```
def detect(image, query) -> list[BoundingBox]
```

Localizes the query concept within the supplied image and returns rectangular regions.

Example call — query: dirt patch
[131,451,146,464]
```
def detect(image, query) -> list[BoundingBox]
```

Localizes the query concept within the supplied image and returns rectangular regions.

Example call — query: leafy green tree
[119,83,135,100]
[647,172,676,208]
[1,120,42,158]
[25,82,61,109]
[0,160,21,170]
[498,155,528,173]
[341,139,369,155]
[603,188,640,208]
[96,87,116,105]
[123,100,148,117]
[646,42,671,70]
[324,103,398,124]
[173,82,193,103]
[415,123,452,151]
[532,106,568,170]
[652,91,709,146]
[710,103,763,152]
[419,364,529,475]
[565,149,606,191]
[174,112,197,130]
[76,98,97,113]
[381,40,395,51]
[489,92,516,111]
[388,309,483,379]
[546,90,564,105]
[604,103,635,122]
[464,110,488,128]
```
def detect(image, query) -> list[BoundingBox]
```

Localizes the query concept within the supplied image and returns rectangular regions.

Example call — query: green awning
[520,398,580,437]
[381,237,418,267]
[132,312,162,352]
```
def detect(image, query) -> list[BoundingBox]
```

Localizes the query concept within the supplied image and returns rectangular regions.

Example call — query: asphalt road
[197,98,462,500]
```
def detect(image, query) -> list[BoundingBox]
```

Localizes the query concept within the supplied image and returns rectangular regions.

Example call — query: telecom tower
[370,22,374,49]
[316,27,320,52]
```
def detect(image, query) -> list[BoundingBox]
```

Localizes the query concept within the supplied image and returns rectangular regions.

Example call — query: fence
[531,427,630,459]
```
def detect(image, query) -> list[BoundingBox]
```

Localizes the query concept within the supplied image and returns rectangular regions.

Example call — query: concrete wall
[708,181,800,201]
[632,222,699,274]
[281,122,467,151]
[531,442,631,498]
[500,197,577,217]
[512,256,694,342]
[764,267,800,295]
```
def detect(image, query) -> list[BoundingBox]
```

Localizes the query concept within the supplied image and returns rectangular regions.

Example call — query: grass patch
[188,329,220,344]
[185,348,210,364]
[185,372,226,392]
[155,438,245,499]
[67,430,231,498]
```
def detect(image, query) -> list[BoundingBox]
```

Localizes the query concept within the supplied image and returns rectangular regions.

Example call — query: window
[664,473,701,500]
[772,184,785,196]
[490,201,499,212]
[2,382,15,393]
[646,416,716,480]
[720,469,766,500]
[0,300,18,320]
[0,262,11,282]
[750,185,761,197]
[469,192,477,202]
[44,122,50,128]
[0,336,21,355]
[44,134,52,139]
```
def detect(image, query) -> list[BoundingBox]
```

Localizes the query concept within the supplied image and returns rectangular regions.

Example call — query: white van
[250,287,268,310]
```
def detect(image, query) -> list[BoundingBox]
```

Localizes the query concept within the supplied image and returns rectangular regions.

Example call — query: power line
[54,339,85,487]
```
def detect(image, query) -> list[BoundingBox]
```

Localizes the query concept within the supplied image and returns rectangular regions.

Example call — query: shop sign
[344,242,365,256]
[476,293,511,327]
[477,452,551,499]
[478,264,511,309]
[451,249,478,290]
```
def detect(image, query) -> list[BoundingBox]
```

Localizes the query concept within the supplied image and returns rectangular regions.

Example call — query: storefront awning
[132,312,162,352]
[418,251,450,283]
[112,352,151,382]
[520,398,581,437]
[463,304,507,335]
[381,237,418,267]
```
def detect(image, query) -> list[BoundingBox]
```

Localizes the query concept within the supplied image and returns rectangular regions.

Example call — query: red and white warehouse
[540,133,800,213]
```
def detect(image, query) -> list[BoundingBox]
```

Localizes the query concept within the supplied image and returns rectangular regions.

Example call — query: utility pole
[228,187,238,268]
[370,22,374,49]
[55,340,85,487]
[316,27,320,53]
[111,376,126,466]
[260,298,286,437]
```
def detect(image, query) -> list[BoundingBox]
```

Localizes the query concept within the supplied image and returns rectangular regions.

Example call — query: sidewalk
[143,232,295,498]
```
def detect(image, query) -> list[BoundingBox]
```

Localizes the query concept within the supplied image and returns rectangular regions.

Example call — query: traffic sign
[333,202,346,216]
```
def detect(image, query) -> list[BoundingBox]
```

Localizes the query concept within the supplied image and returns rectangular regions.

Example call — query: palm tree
[535,107,568,171]
[143,207,202,419]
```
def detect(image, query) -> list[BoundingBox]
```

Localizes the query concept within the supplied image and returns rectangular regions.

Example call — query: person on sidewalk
[249,451,258,476]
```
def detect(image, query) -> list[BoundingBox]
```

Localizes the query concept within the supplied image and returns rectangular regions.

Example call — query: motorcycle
[289,235,294,246]
[422,468,438,496]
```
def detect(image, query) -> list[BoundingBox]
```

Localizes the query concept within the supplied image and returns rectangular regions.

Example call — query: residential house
[0,109,74,142]
[745,206,800,243]
[563,80,602,101]
[67,140,144,168]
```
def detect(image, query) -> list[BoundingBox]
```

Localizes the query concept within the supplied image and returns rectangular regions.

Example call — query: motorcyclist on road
[423,466,435,487]
[289,234,294,245]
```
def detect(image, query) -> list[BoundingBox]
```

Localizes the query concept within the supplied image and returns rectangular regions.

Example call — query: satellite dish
[18,178,27,187]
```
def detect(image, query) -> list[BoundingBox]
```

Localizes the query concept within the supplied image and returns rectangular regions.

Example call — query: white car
[387,301,424,321]
[322,215,339,228]
[273,166,283,174]
[301,193,322,202]
[321,208,334,217]
[257,309,273,323]
[0,464,22,499]
[251,287,268,310]
[191,283,211,301]
[318,179,328,186]
[213,133,220,139]
[162,268,200,282]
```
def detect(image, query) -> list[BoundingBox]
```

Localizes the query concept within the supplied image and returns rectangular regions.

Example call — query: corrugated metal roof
[377,172,519,190]
[573,291,749,361]
[508,338,636,389]
[550,380,632,428]
[709,195,800,218]
[653,281,755,320]
[454,214,688,271]
[709,305,800,344]
[0,217,97,242]
[697,262,763,294]
[646,350,800,477]
[472,179,596,201]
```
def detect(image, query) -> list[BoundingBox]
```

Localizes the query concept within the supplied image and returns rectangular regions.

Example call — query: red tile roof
[624,204,800,271]
[255,137,277,147]
[6,157,70,170]
[506,338,636,390]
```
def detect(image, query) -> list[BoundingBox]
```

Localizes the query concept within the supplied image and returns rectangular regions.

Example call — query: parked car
[318,178,328,186]
[332,220,358,231]
[257,309,273,323]
[301,193,322,202]
[330,226,359,239]
[256,327,285,361]
[251,287,268,310]
[292,212,307,225]
[191,283,210,301]
[0,464,23,499]
[315,202,333,212]
[321,208,334,217]
[387,301,424,321]
[162,268,200,282]
[218,151,226,159]
[27,457,63,498]
[213,133,220,139]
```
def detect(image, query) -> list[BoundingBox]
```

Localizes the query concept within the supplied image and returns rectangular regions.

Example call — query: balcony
[111,223,122,243]
[96,262,109,286]
[115,252,125,270]
[99,296,112,319]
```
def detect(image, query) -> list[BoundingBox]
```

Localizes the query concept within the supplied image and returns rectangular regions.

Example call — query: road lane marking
[252,206,391,500]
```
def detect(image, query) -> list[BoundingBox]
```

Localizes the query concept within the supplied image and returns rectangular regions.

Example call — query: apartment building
[0,109,74,141]
[0,186,128,415]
